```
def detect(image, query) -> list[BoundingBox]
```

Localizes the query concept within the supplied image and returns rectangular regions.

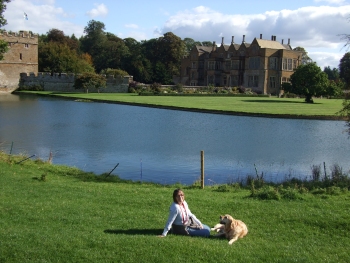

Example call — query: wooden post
[201,150,204,189]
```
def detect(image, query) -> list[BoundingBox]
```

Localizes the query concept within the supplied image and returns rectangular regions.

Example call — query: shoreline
[13,91,348,121]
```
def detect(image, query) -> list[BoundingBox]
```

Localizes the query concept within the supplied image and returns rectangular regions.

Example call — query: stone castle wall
[0,31,38,92]
[20,72,132,93]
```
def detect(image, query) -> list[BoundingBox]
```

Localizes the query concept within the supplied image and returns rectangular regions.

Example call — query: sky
[2,0,350,69]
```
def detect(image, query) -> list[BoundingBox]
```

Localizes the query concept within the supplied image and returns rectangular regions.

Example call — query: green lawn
[21,91,345,119]
[1,152,350,263]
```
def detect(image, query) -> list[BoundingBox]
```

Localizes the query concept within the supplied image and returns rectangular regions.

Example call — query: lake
[0,93,349,185]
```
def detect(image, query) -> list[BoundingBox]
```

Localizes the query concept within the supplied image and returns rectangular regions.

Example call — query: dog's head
[219,214,234,225]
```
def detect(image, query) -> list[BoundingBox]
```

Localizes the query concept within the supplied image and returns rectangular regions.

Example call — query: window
[24,43,29,48]
[269,57,278,70]
[199,61,204,69]
[191,62,196,69]
[230,75,238,86]
[20,53,22,60]
[249,57,260,69]
[191,72,195,79]
[225,61,231,70]
[293,59,297,69]
[231,60,239,70]
[282,58,287,70]
[269,76,276,89]
[282,58,293,71]
[208,75,215,84]
[208,61,215,70]
[248,75,259,87]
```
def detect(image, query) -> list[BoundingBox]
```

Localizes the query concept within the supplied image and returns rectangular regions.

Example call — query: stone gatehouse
[0,31,38,92]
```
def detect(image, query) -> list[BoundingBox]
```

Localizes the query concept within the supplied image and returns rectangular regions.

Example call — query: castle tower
[0,31,38,92]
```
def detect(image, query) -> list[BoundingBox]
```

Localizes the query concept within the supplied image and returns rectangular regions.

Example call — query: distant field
[21,92,345,119]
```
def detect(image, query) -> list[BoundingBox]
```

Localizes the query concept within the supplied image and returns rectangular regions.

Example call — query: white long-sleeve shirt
[161,200,202,236]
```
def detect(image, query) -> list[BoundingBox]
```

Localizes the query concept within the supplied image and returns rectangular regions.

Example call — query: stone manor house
[177,34,303,95]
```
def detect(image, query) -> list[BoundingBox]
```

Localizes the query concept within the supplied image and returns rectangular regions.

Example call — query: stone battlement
[0,30,38,38]
[20,72,133,93]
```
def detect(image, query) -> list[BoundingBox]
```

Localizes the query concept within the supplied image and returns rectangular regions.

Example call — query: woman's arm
[160,204,178,237]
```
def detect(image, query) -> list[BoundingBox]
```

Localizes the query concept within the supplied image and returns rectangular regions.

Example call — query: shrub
[311,164,321,181]
[250,185,281,200]
[150,82,162,93]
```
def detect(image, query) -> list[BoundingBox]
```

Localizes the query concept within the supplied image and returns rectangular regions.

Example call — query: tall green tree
[285,63,328,103]
[183,37,201,54]
[293,47,312,64]
[0,0,11,60]
[201,41,213,47]
[0,0,10,27]
[80,20,108,72]
[123,37,152,83]
[323,66,340,81]
[339,52,350,89]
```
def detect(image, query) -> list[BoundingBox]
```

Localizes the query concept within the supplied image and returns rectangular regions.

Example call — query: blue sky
[2,0,350,69]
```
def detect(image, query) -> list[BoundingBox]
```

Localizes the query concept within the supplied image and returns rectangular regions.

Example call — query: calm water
[0,93,349,185]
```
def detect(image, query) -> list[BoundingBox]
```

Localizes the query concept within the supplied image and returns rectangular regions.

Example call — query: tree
[286,63,328,103]
[100,68,129,77]
[323,66,340,81]
[0,0,10,28]
[183,38,201,54]
[338,95,350,136]
[339,52,350,89]
[74,72,106,93]
[122,37,152,83]
[0,0,11,60]
[0,38,7,60]
[201,41,213,47]
[39,42,94,74]
[293,47,312,64]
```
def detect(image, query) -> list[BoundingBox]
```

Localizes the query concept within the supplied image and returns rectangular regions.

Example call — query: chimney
[282,39,284,44]
[271,35,274,40]
[221,37,224,46]
[212,41,216,51]
[260,34,262,39]
[231,36,234,44]
[242,35,245,43]
[288,38,290,45]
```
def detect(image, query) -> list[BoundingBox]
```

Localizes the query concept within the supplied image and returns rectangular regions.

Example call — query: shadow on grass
[242,100,321,104]
[104,229,163,236]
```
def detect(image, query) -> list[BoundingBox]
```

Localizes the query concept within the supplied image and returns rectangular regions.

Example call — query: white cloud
[86,3,108,18]
[159,5,350,67]
[3,0,84,37]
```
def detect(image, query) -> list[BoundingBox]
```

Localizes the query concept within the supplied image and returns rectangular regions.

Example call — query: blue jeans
[186,224,210,237]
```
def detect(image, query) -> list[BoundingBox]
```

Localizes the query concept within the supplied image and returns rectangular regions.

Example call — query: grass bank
[1,152,349,263]
[17,91,345,120]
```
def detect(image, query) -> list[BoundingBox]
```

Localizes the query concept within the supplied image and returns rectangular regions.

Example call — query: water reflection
[0,93,349,185]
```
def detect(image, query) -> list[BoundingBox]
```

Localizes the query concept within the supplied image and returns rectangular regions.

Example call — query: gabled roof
[195,45,213,53]
[255,39,287,50]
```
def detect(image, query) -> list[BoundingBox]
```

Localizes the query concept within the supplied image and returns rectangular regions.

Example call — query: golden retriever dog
[211,214,248,245]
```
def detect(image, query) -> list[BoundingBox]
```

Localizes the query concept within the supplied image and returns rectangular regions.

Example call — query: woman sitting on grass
[158,188,210,237]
